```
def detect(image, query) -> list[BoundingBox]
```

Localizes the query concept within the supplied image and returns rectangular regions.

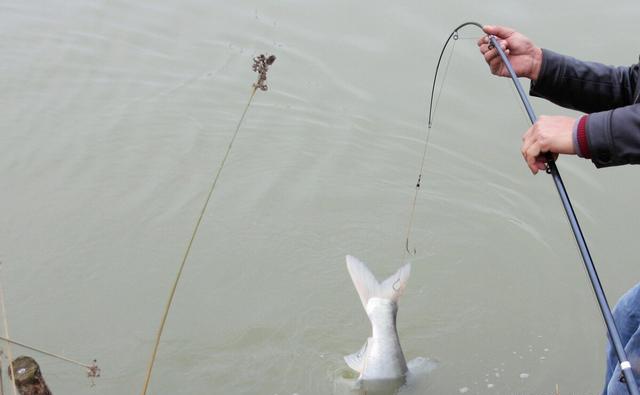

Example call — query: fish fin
[344,340,369,373]
[380,263,411,303]
[346,255,380,308]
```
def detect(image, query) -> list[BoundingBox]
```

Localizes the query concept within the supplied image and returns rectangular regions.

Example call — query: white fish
[344,255,413,390]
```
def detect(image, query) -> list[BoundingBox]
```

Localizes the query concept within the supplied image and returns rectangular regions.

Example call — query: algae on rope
[252,54,276,91]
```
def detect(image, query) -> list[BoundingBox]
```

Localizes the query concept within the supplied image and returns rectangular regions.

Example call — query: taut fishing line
[403,21,479,260]
[406,21,640,393]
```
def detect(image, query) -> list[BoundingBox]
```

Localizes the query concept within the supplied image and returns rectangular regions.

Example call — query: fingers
[523,145,547,174]
[522,125,539,174]
[521,115,577,174]
[479,41,510,77]
[521,124,553,174]
[482,25,516,39]
[483,46,499,63]
[478,40,507,57]
[477,36,508,50]
[525,146,548,174]
[483,46,507,64]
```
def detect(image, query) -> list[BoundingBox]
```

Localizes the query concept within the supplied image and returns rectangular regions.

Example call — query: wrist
[529,47,543,81]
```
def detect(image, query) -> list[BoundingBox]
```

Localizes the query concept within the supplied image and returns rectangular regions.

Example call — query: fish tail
[345,255,411,308]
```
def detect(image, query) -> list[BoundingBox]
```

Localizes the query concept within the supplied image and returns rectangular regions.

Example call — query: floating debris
[252,54,277,91]
[88,359,101,379]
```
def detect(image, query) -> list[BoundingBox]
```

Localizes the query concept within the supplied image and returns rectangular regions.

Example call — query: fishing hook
[405,238,416,256]
[392,278,401,292]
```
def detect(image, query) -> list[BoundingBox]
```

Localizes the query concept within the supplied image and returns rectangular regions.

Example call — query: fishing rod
[428,22,640,393]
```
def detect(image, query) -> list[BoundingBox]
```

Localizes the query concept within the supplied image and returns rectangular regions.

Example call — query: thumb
[483,25,515,39]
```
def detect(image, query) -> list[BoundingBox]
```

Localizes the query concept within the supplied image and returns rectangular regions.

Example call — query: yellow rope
[140,86,259,395]
[0,264,17,395]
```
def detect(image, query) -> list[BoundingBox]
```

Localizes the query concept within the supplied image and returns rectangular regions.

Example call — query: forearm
[530,49,639,113]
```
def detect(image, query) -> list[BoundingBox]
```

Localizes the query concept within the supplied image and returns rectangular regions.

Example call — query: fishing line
[415,21,640,393]
[403,22,478,260]
[401,38,456,262]
[140,54,276,395]
[431,37,458,127]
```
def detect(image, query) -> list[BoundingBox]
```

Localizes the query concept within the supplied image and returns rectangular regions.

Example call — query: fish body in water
[344,255,412,387]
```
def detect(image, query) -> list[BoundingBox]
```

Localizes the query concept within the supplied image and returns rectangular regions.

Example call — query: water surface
[1,1,639,394]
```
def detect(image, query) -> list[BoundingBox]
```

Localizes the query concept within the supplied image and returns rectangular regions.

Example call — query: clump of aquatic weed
[252,54,276,91]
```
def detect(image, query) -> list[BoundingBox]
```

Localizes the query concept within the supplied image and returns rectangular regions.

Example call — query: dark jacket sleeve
[586,105,640,167]
[530,49,640,167]
[530,49,639,112]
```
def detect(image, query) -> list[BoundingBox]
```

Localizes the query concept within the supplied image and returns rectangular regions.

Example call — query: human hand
[477,25,543,81]
[521,115,576,174]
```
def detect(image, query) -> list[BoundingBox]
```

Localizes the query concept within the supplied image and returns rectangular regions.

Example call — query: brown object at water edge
[9,356,52,395]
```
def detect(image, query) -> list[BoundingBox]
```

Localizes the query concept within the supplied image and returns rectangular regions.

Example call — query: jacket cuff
[572,118,581,156]
[530,49,564,98]
[576,115,590,158]
[586,111,614,167]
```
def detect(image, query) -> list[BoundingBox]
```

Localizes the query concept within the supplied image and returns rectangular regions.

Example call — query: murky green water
[1,1,640,394]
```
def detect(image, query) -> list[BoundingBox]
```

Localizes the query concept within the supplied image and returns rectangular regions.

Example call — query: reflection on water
[334,357,438,395]
[338,377,406,395]
[1,1,639,394]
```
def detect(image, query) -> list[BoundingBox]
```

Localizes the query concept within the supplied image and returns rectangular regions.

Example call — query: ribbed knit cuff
[576,115,591,159]
[572,118,581,157]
